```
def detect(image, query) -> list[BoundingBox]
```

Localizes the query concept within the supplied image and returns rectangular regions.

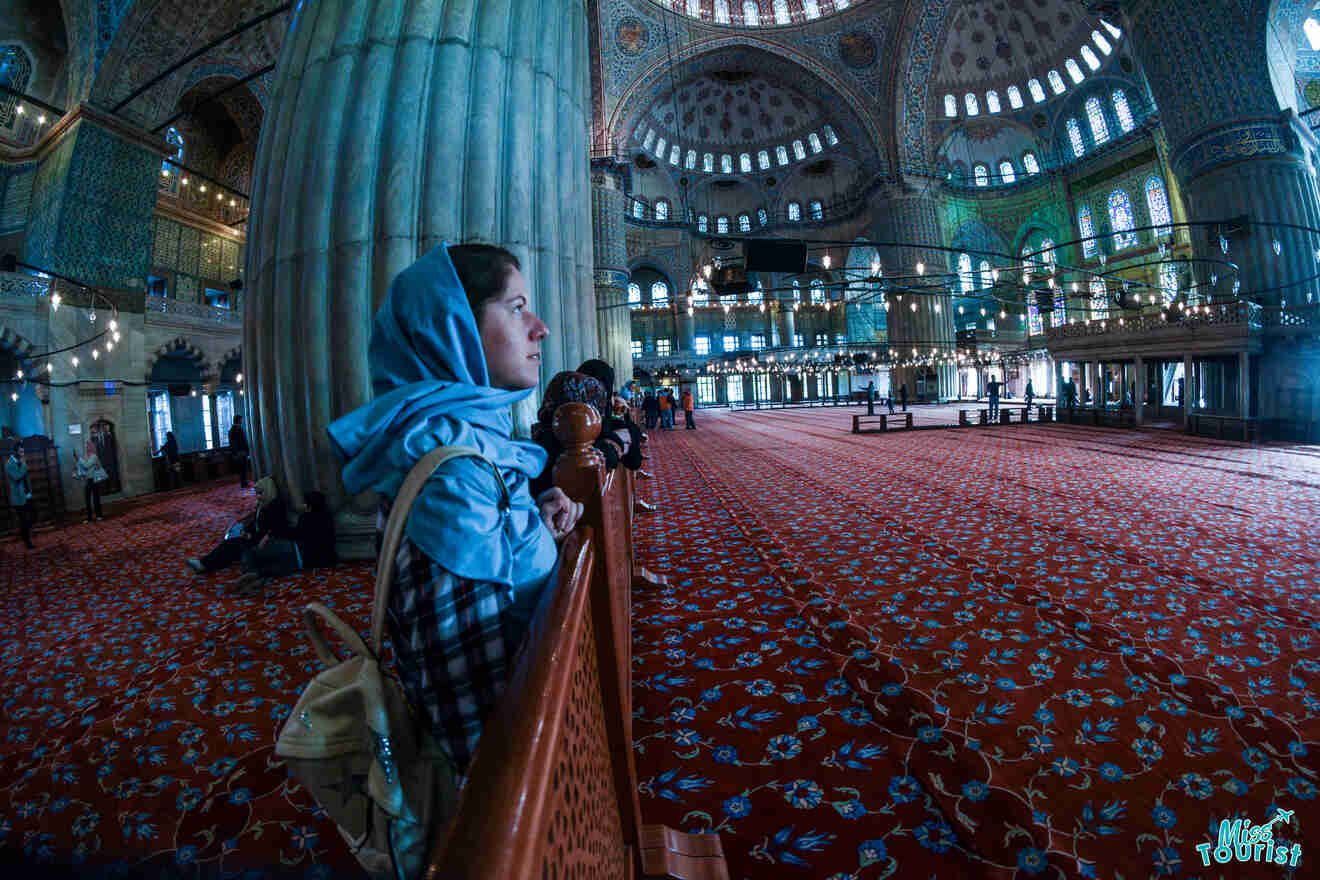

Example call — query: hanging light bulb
[934,303,941,313]
[71,356,78,367]
[958,305,965,314]
[14,369,21,379]
[51,292,60,310]
[181,177,189,186]
[1210,273,1218,287]
[46,363,52,374]
[199,184,207,193]
[9,393,15,402]
[916,261,925,276]
[980,307,986,316]
[92,349,99,360]
[1000,310,1006,319]
[909,302,917,312]
[190,388,197,397]
[822,254,831,268]
[109,319,117,331]
[113,331,121,342]
[1220,236,1229,255]
[1233,279,1241,295]
[687,306,694,315]
[991,268,999,283]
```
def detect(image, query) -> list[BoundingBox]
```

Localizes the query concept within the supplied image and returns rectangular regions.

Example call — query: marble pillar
[872,189,956,400]
[592,160,631,379]
[244,0,593,555]
[1127,0,1320,307]
[777,302,796,349]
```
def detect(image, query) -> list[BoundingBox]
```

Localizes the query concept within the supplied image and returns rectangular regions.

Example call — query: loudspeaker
[745,239,807,274]
[168,383,193,397]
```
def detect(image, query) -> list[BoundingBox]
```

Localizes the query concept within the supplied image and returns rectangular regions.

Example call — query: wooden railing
[425,403,727,879]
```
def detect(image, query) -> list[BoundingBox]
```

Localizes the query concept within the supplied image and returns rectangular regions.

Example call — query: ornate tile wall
[0,164,34,236]
[175,272,198,304]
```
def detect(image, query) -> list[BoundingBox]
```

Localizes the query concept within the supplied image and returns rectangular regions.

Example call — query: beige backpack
[275,445,507,880]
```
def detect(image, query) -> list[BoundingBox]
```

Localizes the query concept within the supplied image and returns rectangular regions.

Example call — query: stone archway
[144,336,214,382]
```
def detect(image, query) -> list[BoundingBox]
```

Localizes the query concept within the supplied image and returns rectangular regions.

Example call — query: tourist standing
[1025,379,1035,410]
[866,380,876,416]
[162,430,181,489]
[658,389,673,429]
[988,376,1001,420]
[900,383,908,412]
[74,440,108,522]
[6,439,34,549]
[228,414,250,488]
[682,388,696,429]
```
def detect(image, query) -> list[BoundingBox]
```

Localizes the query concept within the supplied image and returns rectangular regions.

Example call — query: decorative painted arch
[144,336,214,382]
[606,39,887,174]
[894,0,959,171]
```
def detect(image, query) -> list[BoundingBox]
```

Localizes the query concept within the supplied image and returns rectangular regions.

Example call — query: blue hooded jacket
[327,244,558,603]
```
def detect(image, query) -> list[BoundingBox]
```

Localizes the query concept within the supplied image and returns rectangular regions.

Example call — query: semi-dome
[645,0,870,28]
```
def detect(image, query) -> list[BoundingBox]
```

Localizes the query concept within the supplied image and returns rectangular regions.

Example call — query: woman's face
[477,267,549,390]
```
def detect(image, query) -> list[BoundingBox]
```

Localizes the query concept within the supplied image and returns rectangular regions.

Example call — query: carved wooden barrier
[550,401,726,879]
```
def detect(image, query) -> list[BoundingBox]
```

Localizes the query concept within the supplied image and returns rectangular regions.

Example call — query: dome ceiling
[648,72,827,149]
[648,0,873,28]
[932,0,1114,91]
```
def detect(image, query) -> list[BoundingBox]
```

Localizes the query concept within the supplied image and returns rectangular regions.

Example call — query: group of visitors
[641,386,695,430]
[864,381,908,416]
[4,435,110,550]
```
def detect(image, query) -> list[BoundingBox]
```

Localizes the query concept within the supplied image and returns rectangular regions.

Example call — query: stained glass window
[945,95,957,117]
[655,199,669,220]
[703,153,714,172]
[788,201,801,221]
[792,279,801,302]
[651,281,669,307]
[1090,279,1108,319]
[773,0,789,25]
[810,279,825,304]
[632,200,644,219]
[721,154,733,173]
[1007,86,1024,109]
[655,137,666,158]
[809,132,822,153]
[776,145,789,165]
[1022,152,1040,174]
[698,214,709,232]
[1067,118,1086,158]
[1101,19,1121,38]
[757,207,768,226]
[974,164,989,186]
[803,0,820,18]
[1080,46,1100,71]
[1113,89,1134,133]
[1053,286,1067,327]
[793,139,806,160]
[1108,189,1138,250]
[1078,203,1097,258]
[643,129,655,150]
[980,260,993,289]
[1093,30,1112,55]
[715,0,730,23]
[1146,177,1172,237]
[809,200,823,220]
[986,90,1001,114]
[758,149,770,169]
[717,215,730,234]
[743,1,759,25]
[686,149,696,169]
[1047,70,1066,94]
[670,144,681,165]
[1160,262,1179,304]
[1065,58,1084,84]
[999,160,1016,184]
[1086,97,1110,145]
[162,126,184,182]
[1028,79,1046,103]
[628,283,642,308]
[738,213,751,232]
[965,93,980,116]
[823,124,838,145]
[1028,291,1043,335]
[958,253,974,293]
[740,153,752,173]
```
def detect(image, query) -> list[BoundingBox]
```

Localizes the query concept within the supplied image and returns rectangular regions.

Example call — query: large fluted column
[245,0,594,555]
[872,189,956,400]
[1126,0,1320,307]
[592,160,632,378]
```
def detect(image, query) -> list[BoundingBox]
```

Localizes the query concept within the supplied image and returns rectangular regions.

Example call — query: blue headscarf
[326,243,558,592]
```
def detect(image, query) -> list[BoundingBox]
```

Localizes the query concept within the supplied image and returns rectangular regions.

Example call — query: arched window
[721,154,733,173]
[965,93,980,116]
[747,285,762,305]
[757,207,768,226]
[740,153,752,173]
[979,259,993,289]
[651,281,669,307]
[643,129,656,150]
[738,213,751,232]
[791,279,801,302]
[743,1,759,25]
[1108,189,1138,250]
[703,153,714,172]
[958,253,974,293]
[823,124,838,146]
[986,90,1001,114]
[1022,152,1041,175]
[686,0,699,15]
[717,215,730,234]
[809,200,823,220]
[803,0,820,18]
[1047,70,1066,95]
[685,149,696,169]
[1041,239,1056,273]
[1067,118,1086,158]
[655,198,670,221]
[628,282,642,309]
[758,149,770,169]
[669,144,681,165]
[1113,89,1135,133]
[655,137,666,158]
[1078,203,1097,258]
[1160,262,1179,304]
[163,126,185,175]
[944,94,958,117]
[1028,79,1046,103]
[1080,46,1100,71]
[1101,19,1121,38]
[773,0,789,24]
[1086,97,1110,145]
[1093,30,1113,55]
[809,279,825,304]
[697,214,709,232]
[776,145,789,165]
[692,280,709,305]
[974,164,989,187]
[1053,285,1067,327]
[632,200,645,219]
[1146,176,1172,237]
[714,0,730,23]
[792,139,806,160]
[1007,86,1024,109]
[1065,58,1084,84]
[1027,289,1043,336]
[787,201,801,221]
[999,160,1016,184]
[1090,278,1108,319]
[808,132,822,153]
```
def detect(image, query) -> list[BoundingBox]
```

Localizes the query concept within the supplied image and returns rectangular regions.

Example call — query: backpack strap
[369,445,511,655]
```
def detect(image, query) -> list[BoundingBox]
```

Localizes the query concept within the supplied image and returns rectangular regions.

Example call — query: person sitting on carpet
[529,370,643,497]
[227,490,338,596]
[186,477,291,574]
[326,242,582,788]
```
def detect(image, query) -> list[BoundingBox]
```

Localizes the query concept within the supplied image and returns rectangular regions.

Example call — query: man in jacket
[681,388,696,429]
[228,414,250,488]
[6,439,34,549]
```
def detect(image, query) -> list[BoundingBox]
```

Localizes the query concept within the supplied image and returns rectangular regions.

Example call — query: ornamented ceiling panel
[642,0,875,28]
[931,0,1104,91]
[649,73,827,149]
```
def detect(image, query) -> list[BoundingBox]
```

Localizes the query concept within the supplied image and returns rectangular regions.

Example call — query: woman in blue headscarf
[327,242,581,780]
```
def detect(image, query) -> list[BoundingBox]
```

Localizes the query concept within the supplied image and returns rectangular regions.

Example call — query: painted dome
[646,0,869,28]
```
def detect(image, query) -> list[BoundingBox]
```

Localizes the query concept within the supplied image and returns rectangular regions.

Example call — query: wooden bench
[852,412,913,433]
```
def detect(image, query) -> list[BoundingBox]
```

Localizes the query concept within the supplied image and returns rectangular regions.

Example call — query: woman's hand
[536,487,583,540]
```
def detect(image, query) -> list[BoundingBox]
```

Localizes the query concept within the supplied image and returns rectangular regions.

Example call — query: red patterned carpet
[2,413,1319,880]
[631,409,1319,880]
